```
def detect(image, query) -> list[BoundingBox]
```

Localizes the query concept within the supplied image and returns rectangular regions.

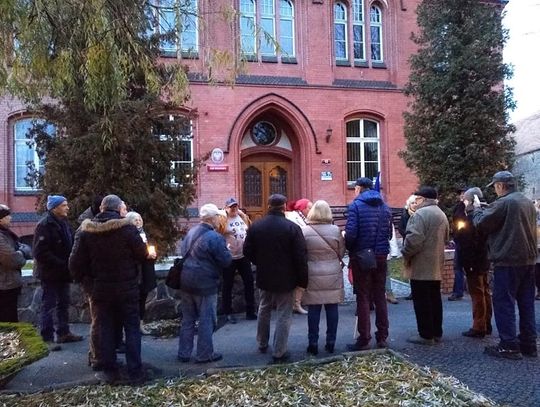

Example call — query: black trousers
[221,257,255,315]
[0,287,21,322]
[410,279,443,339]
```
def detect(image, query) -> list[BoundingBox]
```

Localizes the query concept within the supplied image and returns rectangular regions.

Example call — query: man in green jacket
[469,171,537,359]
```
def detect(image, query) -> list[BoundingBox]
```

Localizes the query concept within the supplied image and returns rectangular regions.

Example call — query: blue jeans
[307,303,338,346]
[40,281,70,341]
[178,292,217,361]
[95,298,142,377]
[452,248,465,296]
[493,265,537,351]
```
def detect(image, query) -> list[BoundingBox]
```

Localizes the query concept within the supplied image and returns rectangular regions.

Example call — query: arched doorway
[242,153,292,220]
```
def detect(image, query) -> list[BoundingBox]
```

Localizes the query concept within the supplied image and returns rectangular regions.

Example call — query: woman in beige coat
[301,200,345,355]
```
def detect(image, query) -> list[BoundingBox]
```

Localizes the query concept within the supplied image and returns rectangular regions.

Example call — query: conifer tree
[400,0,515,209]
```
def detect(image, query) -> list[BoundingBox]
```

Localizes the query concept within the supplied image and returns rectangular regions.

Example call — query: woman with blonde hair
[301,200,345,355]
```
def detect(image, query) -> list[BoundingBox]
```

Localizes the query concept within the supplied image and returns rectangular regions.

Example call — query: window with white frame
[334,1,384,64]
[240,0,296,58]
[279,0,295,56]
[14,118,55,191]
[370,5,383,62]
[346,119,380,185]
[156,115,194,185]
[154,0,198,54]
[352,0,365,61]
[334,3,348,60]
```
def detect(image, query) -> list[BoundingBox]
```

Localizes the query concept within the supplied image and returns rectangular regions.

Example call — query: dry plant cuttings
[1,353,497,407]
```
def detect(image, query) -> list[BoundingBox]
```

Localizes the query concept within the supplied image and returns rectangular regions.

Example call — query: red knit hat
[294,199,311,211]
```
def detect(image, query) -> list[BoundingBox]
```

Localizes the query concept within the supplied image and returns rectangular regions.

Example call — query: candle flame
[147,245,156,256]
[456,221,466,230]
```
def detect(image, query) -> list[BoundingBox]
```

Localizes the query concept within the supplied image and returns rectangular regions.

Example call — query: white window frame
[346,119,380,185]
[13,118,54,192]
[352,0,365,61]
[240,0,257,55]
[279,0,295,57]
[369,5,383,62]
[157,115,194,186]
[334,2,348,61]
[155,0,199,54]
[260,0,276,56]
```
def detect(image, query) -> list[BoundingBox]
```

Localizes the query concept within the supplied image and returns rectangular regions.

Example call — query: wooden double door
[241,159,291,221]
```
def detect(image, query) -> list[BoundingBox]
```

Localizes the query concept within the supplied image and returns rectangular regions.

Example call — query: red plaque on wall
[207,164,229,172]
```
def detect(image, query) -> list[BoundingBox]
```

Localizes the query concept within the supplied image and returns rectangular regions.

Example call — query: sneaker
[519,345,538,358]
[407,335,435,346]
[386,292,399,304]
[226,314,237,324]
[346,342,371,351]
[195,353,223,363]
[306,344,318,355]
[325,343,335,353]
[447,294,463,301]
[484,345,523,360]
[56,332,83,343]
[462,329,485,338]
[246,313,257,320]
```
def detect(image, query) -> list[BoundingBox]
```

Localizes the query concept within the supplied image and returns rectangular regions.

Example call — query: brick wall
[441,250,455,294]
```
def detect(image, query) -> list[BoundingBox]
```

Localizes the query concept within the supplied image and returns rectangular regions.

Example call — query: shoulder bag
[354,207,382,271]
[165,228,209,290]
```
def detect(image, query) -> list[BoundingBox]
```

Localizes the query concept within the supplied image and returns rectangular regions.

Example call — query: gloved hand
[17,243,33,260]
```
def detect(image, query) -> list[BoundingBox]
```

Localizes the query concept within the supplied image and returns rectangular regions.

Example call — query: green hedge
[0,323,48,388]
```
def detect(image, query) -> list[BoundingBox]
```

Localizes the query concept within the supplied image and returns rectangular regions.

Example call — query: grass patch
[0,323,48,388]
[0,353,497,406]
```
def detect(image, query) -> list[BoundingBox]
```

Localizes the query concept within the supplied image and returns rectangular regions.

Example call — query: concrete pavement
[3,289,540,406]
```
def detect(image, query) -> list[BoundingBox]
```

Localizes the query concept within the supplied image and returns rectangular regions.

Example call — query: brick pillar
[441,250,455,294]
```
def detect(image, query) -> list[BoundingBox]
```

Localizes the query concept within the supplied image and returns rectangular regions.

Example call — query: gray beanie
[463,187,483,203]
[100,194,123,212]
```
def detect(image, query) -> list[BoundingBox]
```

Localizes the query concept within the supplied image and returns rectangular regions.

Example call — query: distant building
[512,111,540,200]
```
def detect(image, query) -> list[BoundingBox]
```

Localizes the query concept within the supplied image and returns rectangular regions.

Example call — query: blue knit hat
[47,195,67,210]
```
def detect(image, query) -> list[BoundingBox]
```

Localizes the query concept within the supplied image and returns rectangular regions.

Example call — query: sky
[503,0,540,123]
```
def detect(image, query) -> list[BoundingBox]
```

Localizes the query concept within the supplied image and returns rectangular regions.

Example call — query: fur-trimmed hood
[80,212,134,234]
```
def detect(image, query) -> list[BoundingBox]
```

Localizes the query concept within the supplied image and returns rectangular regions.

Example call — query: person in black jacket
[33,195,82,348]
[70,195,155,385]
[455,188,492,338]
[243,194,308,363]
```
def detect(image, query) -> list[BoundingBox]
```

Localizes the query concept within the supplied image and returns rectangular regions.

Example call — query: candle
[147,245,156,256]
[456,221,466,230]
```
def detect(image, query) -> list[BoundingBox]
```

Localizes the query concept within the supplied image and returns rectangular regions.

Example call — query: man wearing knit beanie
[33,194,82,349]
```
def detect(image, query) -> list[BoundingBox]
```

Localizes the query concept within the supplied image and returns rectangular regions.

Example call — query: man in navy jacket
[345,177,392,351]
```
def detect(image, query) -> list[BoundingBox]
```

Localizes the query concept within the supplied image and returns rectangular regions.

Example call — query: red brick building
[1,0,423,237]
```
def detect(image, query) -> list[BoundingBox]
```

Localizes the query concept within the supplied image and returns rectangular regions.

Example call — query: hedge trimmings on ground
[0,323,48,388]
[0,352,497,406]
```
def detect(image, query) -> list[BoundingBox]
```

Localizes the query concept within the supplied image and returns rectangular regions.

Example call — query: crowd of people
[0,169,538,386]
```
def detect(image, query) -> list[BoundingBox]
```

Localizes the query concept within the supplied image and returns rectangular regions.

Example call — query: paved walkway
[4,290,540,406]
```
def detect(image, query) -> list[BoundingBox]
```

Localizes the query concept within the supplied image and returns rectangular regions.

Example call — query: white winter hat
[199,203,226,219]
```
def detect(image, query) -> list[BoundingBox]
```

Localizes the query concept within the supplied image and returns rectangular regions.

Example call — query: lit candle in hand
[456,221,466,230]
[147,245,156,257]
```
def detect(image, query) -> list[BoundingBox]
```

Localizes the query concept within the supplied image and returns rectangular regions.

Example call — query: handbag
[165,228,209,290]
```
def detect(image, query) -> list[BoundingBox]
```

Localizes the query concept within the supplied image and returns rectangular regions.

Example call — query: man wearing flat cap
[401,186,449,345]
[468,171,537,359]
[243,194,308,363]
[33,194,82,348]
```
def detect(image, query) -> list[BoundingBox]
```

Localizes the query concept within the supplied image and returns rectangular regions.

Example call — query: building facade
[512,111,540,201]
[1,0,422,237]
